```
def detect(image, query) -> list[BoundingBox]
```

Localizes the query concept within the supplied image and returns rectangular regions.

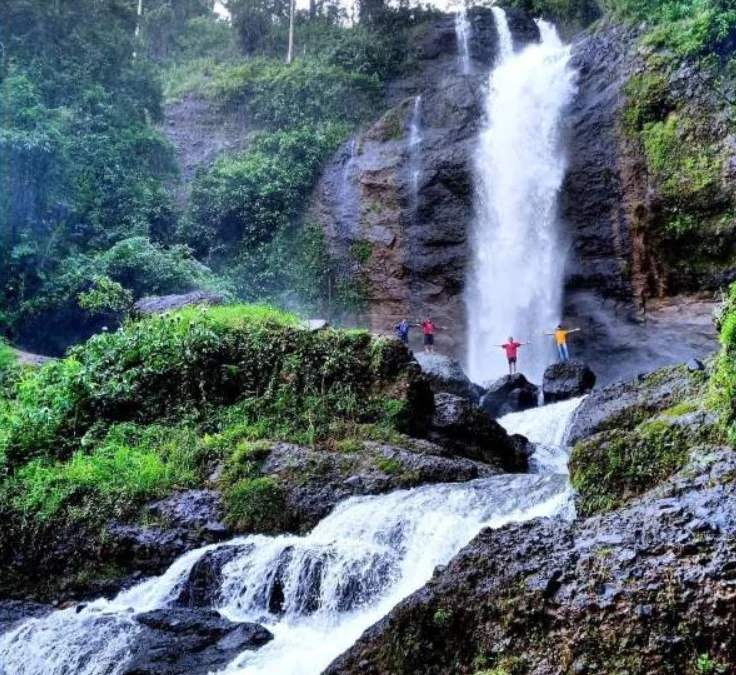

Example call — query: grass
[0,302,430,590]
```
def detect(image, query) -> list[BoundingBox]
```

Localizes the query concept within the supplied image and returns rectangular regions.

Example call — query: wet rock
[414,353,484,403]
[122,608,272,675]
[133,291,226,317]
[324,449,736,675]
[542,359,596,403]
[147,490,229,538]
[687,358,705,372]
[480,374,539,418]
[429,393,530,471]
[174,546,247,608]
[567,364,701,445]
[260,441,499,533]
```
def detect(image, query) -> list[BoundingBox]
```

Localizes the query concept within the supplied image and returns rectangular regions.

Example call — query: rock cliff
[312,8,540,357]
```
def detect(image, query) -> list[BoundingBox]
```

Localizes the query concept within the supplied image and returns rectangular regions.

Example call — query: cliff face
[312,9,540,356]
[558,22,736,383]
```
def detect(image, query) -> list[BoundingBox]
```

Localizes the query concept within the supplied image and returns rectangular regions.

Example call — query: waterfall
[408,95,423,216]
[455,8,472,75]
[0,400,582,675]
[466,10,577,385]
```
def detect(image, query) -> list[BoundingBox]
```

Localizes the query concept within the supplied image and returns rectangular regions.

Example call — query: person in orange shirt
[545,325,581,362]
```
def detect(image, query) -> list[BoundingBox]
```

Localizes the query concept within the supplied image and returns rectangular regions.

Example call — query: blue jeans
[557,343,569,362]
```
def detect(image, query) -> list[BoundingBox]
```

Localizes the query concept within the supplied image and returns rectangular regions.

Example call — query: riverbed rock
[429,393,530,471]
[133,291,226,317]
[122,609,272,675]
[324,448,736,675]
[480,374,539,418]
[542,359,596,402]
[567,363,705,445]
[414,353,484,403]
[259,441,500,533]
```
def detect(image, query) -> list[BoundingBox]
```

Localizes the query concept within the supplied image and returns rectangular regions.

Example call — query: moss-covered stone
[570,413,723,516]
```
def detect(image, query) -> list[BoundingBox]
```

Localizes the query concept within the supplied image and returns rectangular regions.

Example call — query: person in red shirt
[421,318,440,354]
[498,336,530,375]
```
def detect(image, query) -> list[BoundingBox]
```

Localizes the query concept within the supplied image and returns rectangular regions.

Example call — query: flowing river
[0,398,581,675]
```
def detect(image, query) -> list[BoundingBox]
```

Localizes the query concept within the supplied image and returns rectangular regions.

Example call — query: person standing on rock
[395,319,411,344]
[421,317,444,354]
[498,337,530,375]
[546,325,581,362]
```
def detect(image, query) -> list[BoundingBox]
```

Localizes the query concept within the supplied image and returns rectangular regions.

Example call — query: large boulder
[414,353,484,403]
[104,490,231,578]
[480,374,539,418]
[259,441,498,533]
[122,608,272,675]
[567,364,704,445]
[429,393,530,472]
[542,359,596,403]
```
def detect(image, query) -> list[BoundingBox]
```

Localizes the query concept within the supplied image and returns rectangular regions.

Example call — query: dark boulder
[542,359,596,403]
[122,608,272,675]
[567,364,703,445]
[148,490,229,538]
[480,374,539,418]
[104,490,231,579]
[174,545,248,608]
[414,353,484,403]
[260,441,498,533]
[429,393,530,472]
[133,291,226,317]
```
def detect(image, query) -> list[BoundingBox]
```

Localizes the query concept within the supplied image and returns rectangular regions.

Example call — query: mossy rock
[570,413,723,516]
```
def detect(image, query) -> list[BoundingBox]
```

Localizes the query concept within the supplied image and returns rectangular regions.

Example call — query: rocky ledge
[325,448,736,675]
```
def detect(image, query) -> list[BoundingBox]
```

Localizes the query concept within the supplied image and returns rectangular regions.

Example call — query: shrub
[224,476,289,532]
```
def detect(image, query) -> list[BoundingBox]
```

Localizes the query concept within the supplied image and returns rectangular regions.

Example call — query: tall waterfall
[466,10,577,385]
[0,401,582,675]
[455,8,472,75]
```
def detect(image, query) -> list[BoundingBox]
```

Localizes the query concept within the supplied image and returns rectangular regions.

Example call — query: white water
[500,396,584,474]
[466,11,577,385]
[455,8,472,75]
[0,400,581,675]
[408,95,423,215]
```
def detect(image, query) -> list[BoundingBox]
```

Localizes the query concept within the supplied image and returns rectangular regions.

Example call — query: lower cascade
[0,400,581,675]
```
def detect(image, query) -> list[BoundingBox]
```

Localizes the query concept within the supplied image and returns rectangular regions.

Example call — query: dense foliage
[0,0,428,355]
[0,304,428,595]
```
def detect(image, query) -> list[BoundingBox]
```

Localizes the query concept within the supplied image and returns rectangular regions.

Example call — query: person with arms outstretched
[546,324,580,362]
[395,319,410,344]
[498,337,529,375]
[421,317,445,354]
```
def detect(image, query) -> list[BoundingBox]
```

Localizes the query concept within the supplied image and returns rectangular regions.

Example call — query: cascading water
[408,95,423,216]
[454,8,472,75]
[466,10,577,384]
[0,400,582,675]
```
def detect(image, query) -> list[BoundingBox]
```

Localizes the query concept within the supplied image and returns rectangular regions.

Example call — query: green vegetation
[570,415,721,516]
[711,283,736,442]
[1,0,432,354]
[0,304,430,593]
